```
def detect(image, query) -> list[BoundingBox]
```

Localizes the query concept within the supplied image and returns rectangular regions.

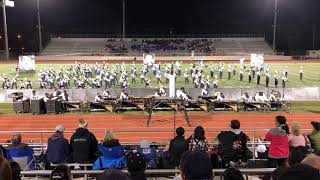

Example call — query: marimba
[13,98,30,113]
[31,98,45,115]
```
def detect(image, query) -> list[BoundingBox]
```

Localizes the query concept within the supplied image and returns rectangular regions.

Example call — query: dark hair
[182,150,213,180]
[0,156,11,180]
[231,120,240,129]
[50,165,72,180]
[288,146,309,166]
[223,168,244,180]
[194,126,206,140]
[176,127,185,136]
[10,161,21,180]
[280,164,320,180]
[271,166,288,180]
[96,169,130,180]
[127,152,146,173]
[276,116,289,134]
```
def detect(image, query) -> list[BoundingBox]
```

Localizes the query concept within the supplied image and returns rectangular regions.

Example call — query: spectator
[173,151,190,180]
[309,121,320,155]
[50,164,72,180]
[288,146,309,166]
[217,120,248,168]
[301,153,320,170]
[6,133,34,170]
[169,127,189,167]
[96,169,130,180]
[127,151,147,180]
[10,161,21,180]
[181,150,214,180]
[46,125,70,165]
[279,164,320,180]
[265,116,289,168]
[188,126,209,151]
[0,155,12,180]
[137,140,157,168]
[288,122,308,149]
[70,119,98,163]
[0,144,6,158]
[223,168,244,180]
[92,130,126,170]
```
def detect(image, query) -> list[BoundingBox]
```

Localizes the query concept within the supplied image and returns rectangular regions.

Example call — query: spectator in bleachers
[301,153,320,170]
[50,164,72,180]
[265,116,289,168]
[10,161,21,180]
[96,169,130,180]
[217,120,248,168]
[138,140,157,168]
[288,122,309,149]
[222,168,244,180]
[181,150,214,180]
[127,151,147,180]
[279,164,320,180]
[6,133,35,170]
[0,155,12,180]
[188,126,209,151]
[169,127,189,167]
[70,119,98,163]
[46,125,70,165]
[173,151,190,180]
[92,130,126,170]
[0,144,7,158]
[309,121,320,155]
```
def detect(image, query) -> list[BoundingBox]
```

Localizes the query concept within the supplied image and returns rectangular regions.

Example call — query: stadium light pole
[36,0,43,53]
[2,0,9,60]
[272,0,278,51]
[122,0,126,39]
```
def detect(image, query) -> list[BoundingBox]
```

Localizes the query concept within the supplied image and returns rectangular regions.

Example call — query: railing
[51,34,265,39]
[21,168,276,180]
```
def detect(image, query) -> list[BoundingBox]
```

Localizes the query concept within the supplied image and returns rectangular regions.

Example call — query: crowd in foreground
[0,116,320,180]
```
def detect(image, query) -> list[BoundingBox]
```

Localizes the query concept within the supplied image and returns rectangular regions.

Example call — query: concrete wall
[1,87,319,103]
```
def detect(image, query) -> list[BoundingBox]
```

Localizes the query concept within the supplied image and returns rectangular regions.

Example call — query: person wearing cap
[309,121,320,155]
[46,125,70,166]
[70,119,98,163]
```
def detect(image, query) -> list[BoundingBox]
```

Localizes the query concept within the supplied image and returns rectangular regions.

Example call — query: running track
[0,113,319,144]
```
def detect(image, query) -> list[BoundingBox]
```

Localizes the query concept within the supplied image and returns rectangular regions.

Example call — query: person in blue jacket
[46,125,70,165]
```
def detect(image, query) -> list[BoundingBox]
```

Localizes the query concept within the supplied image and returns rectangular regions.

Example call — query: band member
[215,92,225,101]
[19,80,25,89]
[274,73,279,88]
[155,73,161,84]
[254,92,267,102]
[4,79,10,89]
[284,65,288,78]
[60,90,69,101]
[269,90,277,102]
[201,87,209,96]
[256,71,261,85]
[154,89,161,97]
[213,78,218,88]
[159,86,166,96]
[205,77,211,89]
[39,80,46,89]
[239,69,244,81]
[227,65,232,80]
[43,93,51,103]
[299,66,303,80]
[120,90,129,100]
[11,77,17,89]
[209,65,214,78]
[176,87,190,101]
[232,63,236,76]
[219,66,223,79]
[131,73,136,84]
[240,92,250,101]
[282,76,287,88]
[144,77,150,88]
[103,90,111,98]
[31,90,38,100]
[266,72,271,87]
[94,93,102,102]
[248,71,252,83]
[184,71,189,84]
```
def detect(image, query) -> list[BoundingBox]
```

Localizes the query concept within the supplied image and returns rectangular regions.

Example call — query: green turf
[0,63,320,88]
[1,101,320,115]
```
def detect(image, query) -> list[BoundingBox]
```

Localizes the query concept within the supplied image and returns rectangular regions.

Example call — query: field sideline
[0,62,320,89]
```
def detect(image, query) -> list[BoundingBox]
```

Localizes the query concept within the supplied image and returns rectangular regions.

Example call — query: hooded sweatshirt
[46,132,70,163]
[70,128,98,163]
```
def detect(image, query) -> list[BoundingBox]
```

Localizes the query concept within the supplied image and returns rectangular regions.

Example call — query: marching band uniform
[209,65,214,78]
[282,76,287,88]
[239,69,244,81]
[120,91,129,100]
[201,88,208,96]
[103,90,111,98]
[213,79,218,88]
[94,94,102,102]
[227,65,232,80]
[26,80,32,89]
[256,71,261,85]
[219,67,223,79]
[19,80,25,89]
[184,72,189,84]
[248,72,252,83]
[11,78,17,89]
[266,73,271,87]
[299,66,303,80]
[232,64,236,76]
[274,74,279,88]
[156,73,161,84]
[159,87,166,96]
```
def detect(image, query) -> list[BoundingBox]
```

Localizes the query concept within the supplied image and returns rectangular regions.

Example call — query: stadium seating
[41,36,274,56]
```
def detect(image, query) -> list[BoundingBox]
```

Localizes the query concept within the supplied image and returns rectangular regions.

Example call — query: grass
[0,63,320,89]
[1,101,320,115]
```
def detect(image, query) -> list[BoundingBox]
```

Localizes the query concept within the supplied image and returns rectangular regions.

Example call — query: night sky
[1,0,320,54]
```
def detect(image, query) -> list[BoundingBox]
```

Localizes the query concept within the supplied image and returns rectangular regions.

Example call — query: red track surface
[0,113,319,144]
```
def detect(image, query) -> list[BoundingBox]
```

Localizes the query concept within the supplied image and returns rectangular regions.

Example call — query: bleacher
[41,35,275,56]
